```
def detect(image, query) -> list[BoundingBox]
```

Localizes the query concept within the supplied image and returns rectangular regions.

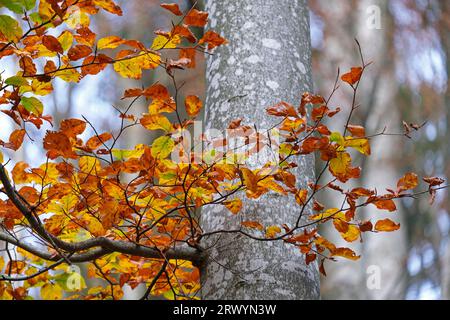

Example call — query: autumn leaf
[265,225,281,238]
[347,124,366,137]
[0,129,26,151]
[151,135,174,159]
[198,31,228,50]
[42,35,64,54]
[423,176,445,187]
[60,119,86,138]
[266,101,298,117]
[86,133,113,150]
[113,51,161,79]
[295,189,308,206]
[97,35,124,49]
[140,114,173,132]
[151,34,181,50]
[93,0,123,16]
[329,152,360,182]
[41,283,63,300]
[397,172,418,193]
[68,45,92,61]
[341,67,363,85]
[184,9,208,27]
[241,220,264,231]
[374,218,400,232]
[43,131,77,159]
[21,96,44,116]
[332,247,360,260]
[0,14,23,42]
[185,95,202,117]
[223,198,242,214]
[160,3,183,16]
[344,136,370,155]
[240,168,258,193]
[369,197,396,212]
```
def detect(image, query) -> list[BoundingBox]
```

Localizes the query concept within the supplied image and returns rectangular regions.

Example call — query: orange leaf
[173,25,197,43]
[397,172,418,193]
[266,101,298,117]
[60,119,86,138]
[86,132,113,150]
[341,67,362,85]
[374,218,400,232]
[43,131,77,159]
[93,0,123,16]
[241,220,263,230]
[347,124,366,137]
[185,95,202,117]
[184,9,208,27]
[332,247,360,260]
[370,197,396,212]
[223,198,242,215]
[68,45,92,61]
[240,168,258,193]
[160,3,183,16]
[1,129,26,151]
[198,31,228,50]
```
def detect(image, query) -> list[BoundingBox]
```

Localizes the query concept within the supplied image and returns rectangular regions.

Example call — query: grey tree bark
[200,0,320,299]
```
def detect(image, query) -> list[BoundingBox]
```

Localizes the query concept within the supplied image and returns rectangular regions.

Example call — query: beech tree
[0,1,444,300]
[200,0,319,299]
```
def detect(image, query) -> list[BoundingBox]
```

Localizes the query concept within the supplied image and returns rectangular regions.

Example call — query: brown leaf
[42,35,64,54]
[68,45,92,61]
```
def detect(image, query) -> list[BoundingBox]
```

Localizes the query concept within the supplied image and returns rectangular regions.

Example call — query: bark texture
[200,0,320,300]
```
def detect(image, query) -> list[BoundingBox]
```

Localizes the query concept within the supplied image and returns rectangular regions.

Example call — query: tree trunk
[200,0,320,300]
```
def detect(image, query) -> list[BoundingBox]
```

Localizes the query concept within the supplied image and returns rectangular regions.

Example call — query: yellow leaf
[265,225,281,238]
[223,198,242,214]
[58,30,74,52]
[151,136,174,159]
[0,256,4,271]
[79,156,101,173]
[41,283,63,300]
[112,144,145,161]
[295,189,308,205]
[55,66,81,83]
[344,136,371,155]
[151,34,181,50]
[140,114,173,132]
[31,79,53,96]
[310,208,341,220]
[98,35,124,50]
[113,51,160,79]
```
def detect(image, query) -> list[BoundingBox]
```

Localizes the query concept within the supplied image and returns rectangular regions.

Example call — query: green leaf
[21,96,43,115]
[5,75,28,86]
[0,14,23,42]
[0,0,35,12]
[151,135,174,159]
